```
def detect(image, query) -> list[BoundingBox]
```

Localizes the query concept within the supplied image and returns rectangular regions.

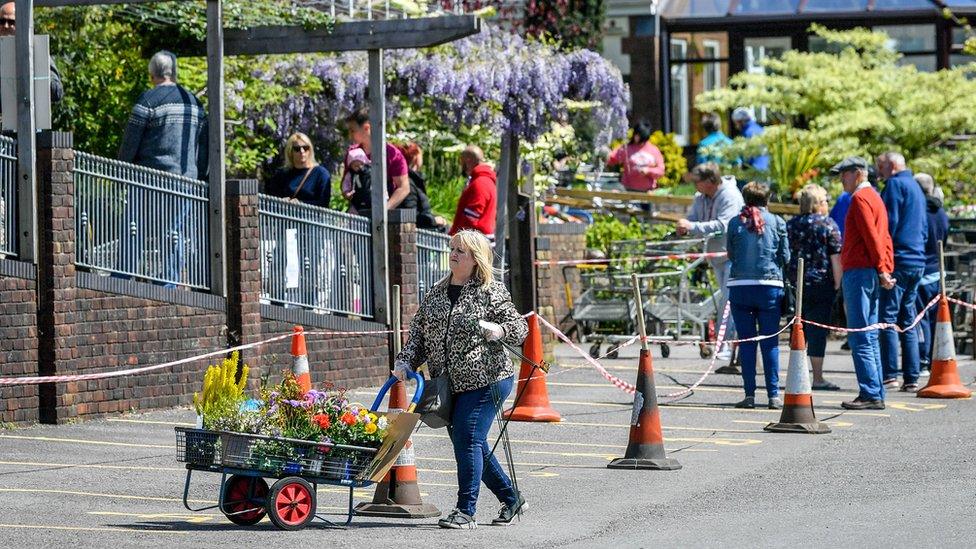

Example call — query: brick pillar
[225,179,262,371]
[388,209,419,352]
[536,223,588,365]
[35,131,76,424]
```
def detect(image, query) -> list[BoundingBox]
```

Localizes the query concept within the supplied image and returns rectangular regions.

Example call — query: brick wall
[536,223,588,363]
[0,136,432,424]
[0,261,38,424]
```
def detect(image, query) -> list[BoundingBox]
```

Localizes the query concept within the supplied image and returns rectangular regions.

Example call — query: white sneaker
[716,347,732,361]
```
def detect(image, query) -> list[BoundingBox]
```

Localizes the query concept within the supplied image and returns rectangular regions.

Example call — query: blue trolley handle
[370,369,425,413]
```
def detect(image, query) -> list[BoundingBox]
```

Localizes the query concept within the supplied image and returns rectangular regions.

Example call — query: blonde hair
[283,132,318,170]
[449,230,496,287]
[798,184,828,215]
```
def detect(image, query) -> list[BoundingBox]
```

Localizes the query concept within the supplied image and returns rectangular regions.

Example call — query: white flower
[377,417,388,430]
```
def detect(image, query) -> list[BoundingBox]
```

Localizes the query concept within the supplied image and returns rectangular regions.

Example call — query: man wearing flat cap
[832,156,895,410]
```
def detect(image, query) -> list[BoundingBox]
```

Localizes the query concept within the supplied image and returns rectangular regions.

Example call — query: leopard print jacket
[397,278,529,393]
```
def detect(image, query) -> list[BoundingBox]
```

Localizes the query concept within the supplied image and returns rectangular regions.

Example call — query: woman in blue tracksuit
[726,182,790,410]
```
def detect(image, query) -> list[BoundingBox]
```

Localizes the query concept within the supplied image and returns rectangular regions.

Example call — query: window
[802,0,868,11]
[876,24,936,53]
[743,37,791,123]
[733,0,799,14]
[670,39,690,146]
[662,0,728,18]
[703,39,722,92]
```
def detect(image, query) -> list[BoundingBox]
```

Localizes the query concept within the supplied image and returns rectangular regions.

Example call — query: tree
[696,25,976,201]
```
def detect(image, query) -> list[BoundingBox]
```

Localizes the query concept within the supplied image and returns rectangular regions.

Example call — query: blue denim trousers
[729,285,783,398]
[448,375,518,517]
[915,278,940,365]
[879,266,924,384]
[843,268,885,401]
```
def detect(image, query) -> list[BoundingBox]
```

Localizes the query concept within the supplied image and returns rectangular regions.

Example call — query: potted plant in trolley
[186,352,250,466]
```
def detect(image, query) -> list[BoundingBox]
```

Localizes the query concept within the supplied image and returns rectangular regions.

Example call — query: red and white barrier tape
[948,296,976,311]
[659,301,730,402]
[801,294,939,335]
[537,251,728,267]
[532,313,639,394]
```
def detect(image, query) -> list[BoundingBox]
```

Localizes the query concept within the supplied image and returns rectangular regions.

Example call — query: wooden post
[14,0,36,262]
[368,48,390,326]
[631,274,648,351]
[938,240,946,298]
[390,284,401,370]
[507,135,537,314]
[493,132,514,270]
[796,257,804,322]
[206,0,226,295]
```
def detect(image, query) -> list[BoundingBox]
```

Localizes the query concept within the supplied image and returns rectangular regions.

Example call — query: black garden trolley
[175,373,423,530]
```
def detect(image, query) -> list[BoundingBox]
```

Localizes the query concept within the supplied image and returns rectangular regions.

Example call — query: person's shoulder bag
[289,168,314,201]
[416,371,453,429]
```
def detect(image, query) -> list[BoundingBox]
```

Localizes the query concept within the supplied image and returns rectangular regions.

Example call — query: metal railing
[417,228,451,302]
[74,152,211,289]
[0,135,16,258]
[259,194,374,318]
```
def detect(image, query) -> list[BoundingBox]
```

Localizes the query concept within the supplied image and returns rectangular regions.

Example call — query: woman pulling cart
[394,229,529,529]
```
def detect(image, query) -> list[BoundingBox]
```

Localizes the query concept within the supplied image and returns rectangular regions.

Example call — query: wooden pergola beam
[224,15,481,55]
[35,0,192,5]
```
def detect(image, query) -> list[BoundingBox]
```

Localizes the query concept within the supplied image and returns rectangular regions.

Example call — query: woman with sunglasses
[266,132,332,207]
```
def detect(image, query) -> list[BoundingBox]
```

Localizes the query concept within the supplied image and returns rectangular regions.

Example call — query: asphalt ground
[1,335,975,548]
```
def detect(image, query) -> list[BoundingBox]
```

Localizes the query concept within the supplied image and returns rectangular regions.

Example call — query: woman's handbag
[781,275,797,318]
[416,373,453,429]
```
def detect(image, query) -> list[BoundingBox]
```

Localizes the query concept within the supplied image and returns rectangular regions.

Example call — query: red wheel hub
[274,482,312,526]
[223,476,268,524]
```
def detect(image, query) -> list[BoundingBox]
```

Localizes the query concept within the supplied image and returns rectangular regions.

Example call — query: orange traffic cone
[607,347,681,470]
[503,315,561,422]
[765,321,831,434]
[918,297,972,399]
[291,326,311,394]
[355,380,440,518]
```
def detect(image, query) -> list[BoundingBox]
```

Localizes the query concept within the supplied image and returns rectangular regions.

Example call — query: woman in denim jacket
[394,230,528,529]
[726,182,790,409]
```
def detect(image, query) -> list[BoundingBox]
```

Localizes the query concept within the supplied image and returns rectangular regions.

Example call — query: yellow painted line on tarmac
[0,434,170,449]
[0,460,181,472]
[0,524,185,535]
[818,400,947,412]
[658,404,890,418]
[413,432,627,450]
[549,382,743,394]
[733,420,855,428]
[89,511,215,524]
[522,450,616,460]
[0,487,210,505]
[551,422,761,446]
[418,456,594,469]
[107,418,194,427]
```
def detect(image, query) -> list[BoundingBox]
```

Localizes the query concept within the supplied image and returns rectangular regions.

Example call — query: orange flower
[313,414,330,429]
[341,412,357,426]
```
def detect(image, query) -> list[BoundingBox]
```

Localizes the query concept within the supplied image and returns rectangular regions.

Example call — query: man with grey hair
[118,50,208,288]
[875,151,927,392]
[450,145,497,237]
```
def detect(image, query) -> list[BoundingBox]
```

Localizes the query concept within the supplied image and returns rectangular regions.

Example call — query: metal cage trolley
[174,371,423,530]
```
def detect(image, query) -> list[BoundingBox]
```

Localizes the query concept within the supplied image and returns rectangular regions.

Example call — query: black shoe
[492,495,527,525]
[439,508,477,529]
[840,341,850,351]
[841,398,885,410]
[715,364,741,375]
[734,396,755,409]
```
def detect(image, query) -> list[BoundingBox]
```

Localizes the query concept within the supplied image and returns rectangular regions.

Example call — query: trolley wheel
[221,475,269,526]
[660,343,671,359]
[267,477,316,530]
[699,344,713,359]
[588,344,601,359]
[607,344,620,360]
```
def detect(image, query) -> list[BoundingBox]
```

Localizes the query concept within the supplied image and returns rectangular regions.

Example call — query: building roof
[650,0,976,19]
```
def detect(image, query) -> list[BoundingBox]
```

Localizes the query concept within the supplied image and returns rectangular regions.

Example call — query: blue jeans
[729,285,783,398]
[448,376,518,517]
[802,283,837,358]
[880,266,924,385]
[843,268,885,401]
[915,278,940,366]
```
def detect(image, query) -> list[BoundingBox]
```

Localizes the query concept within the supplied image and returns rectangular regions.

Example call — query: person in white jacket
[676,163,745,367]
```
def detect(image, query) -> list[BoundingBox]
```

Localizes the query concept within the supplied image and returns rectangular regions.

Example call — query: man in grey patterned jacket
[676,163,744,367]
[117,51,207,287]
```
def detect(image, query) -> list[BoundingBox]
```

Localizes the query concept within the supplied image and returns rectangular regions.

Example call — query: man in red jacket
[833,156,896,410]
[450,146,497,237]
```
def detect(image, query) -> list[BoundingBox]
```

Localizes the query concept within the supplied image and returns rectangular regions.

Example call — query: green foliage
[585,215,669,257]
[649,131,687,188]
[696,24,976,202]
[765,128,821,197]
[38,7,147,158]
[120,1,333,41]
[193,352,249,429]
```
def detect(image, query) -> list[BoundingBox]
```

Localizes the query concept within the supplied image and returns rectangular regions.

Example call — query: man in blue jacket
[876,152,928,392]
[731,107,769,172]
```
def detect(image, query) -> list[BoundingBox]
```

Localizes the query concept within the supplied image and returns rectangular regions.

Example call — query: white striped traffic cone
[291,325,311,394]
[765,321,831,434]
[918,297,971,399]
